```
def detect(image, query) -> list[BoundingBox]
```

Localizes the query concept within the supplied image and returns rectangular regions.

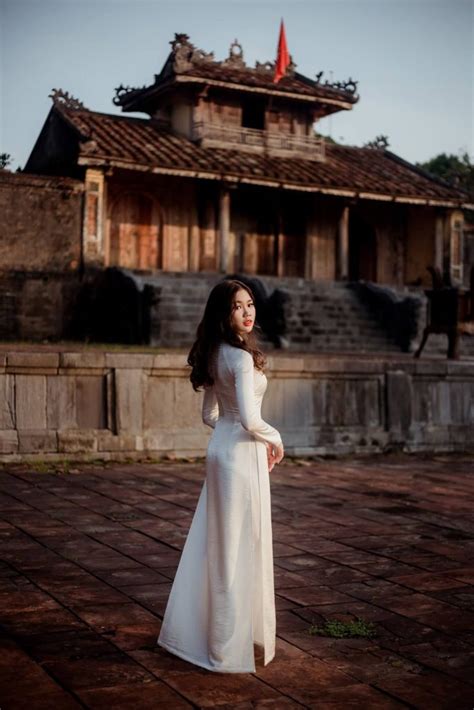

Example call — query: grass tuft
[308,617,377,639]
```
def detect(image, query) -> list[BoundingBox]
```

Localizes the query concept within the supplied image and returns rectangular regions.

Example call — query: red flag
[273,19,290,83]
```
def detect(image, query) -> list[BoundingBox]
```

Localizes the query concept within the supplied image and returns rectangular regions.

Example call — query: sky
[0,0,472,171]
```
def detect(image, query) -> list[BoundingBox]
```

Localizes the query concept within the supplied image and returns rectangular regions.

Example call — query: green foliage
[308,616,377,638]
[32,460,56,474]
[364,135,390,150]
[416,152,474,197]
[314,132,337,144]
[0,153,12,169]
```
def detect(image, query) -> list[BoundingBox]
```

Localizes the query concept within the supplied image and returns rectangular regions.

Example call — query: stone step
[130,272,441,354]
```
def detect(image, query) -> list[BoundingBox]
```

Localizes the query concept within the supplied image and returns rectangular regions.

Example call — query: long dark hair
[188,279,267,391]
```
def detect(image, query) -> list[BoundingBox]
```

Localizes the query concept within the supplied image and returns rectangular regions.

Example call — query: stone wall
[0,170,83,272]
[0,271,82,341]
[0,170,84,340]
[0,350,472,461]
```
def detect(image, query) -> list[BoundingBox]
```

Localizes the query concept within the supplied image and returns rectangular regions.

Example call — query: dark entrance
[349,211,377,281]
[241,99,265,130]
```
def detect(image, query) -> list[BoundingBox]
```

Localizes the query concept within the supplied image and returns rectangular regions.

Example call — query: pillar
[188,199,200,272]
[336,205,349,280]
[273,197,285,277]
[434,212,444,273]
[218,185,230,273]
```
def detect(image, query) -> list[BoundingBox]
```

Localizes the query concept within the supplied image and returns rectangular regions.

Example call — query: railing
[192,122,325,160]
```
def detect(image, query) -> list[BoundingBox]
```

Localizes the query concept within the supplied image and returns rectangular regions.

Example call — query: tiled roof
[115,35,358,109]
[58,106,471,207]
[166,64,356,104]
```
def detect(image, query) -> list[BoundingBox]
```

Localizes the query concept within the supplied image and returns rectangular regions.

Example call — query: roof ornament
[314,72,358,96]
[113,84,147,105]
[254,56,295,77]
[171,32,192,52]
[222,39,246,69]
[171,33,215,73]
[49,88,85,110]
[365,135,390,150]
[255,60,275,74]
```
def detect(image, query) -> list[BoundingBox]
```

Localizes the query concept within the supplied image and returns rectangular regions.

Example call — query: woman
[157,279,284,673]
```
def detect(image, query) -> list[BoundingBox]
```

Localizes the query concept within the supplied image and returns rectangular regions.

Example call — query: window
[241,100,265,130]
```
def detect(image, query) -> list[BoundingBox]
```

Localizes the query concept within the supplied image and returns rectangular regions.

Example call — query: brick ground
[0,453,473,709]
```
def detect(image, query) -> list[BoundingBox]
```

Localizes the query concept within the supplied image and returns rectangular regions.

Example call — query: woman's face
[230,288,256,338]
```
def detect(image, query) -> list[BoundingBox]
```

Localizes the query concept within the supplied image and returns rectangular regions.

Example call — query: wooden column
[218,185,230,273]
[395,212,405,287]
[304,227,311,279]
[443,210,453,278]
[274,199,284,277]
[336,205,349,280]
[434,212,444,273]
[188,194,200,272]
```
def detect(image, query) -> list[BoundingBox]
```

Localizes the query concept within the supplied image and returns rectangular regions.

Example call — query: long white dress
[156,342,283,673]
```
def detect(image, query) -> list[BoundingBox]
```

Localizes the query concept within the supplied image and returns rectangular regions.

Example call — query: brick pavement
[0,453,473,709]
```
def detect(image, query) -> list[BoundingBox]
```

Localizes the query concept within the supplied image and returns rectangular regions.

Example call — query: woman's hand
[266,442,284,472]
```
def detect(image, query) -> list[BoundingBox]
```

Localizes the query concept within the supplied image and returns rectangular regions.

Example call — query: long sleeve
[202,385,219,429]
[233,349,282,447]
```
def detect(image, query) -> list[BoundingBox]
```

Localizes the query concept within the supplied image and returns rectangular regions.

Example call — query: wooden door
[110,193,161,269]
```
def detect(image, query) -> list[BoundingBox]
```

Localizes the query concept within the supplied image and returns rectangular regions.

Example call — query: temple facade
[24,33,472,288]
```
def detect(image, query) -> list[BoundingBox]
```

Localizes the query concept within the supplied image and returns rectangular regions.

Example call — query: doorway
[109,192,162,270]
[349,211,377,281]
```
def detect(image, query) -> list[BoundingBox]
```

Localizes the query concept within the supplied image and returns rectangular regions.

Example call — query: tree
[416,152,474,197]
[0,153,12,170]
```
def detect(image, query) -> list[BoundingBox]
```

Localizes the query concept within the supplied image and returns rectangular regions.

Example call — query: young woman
[157,278,284,673]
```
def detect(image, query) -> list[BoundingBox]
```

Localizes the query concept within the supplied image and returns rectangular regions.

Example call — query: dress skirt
[157,418,276,673]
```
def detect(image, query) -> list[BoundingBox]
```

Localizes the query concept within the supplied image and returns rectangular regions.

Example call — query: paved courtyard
[0,453,473,709]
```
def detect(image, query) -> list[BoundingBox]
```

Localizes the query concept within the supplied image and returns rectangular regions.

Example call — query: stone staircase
[122,271,474,357]
[266,276,397,352]
[125,271,474,357]
[146,272,219,347]
[128,272,404,352]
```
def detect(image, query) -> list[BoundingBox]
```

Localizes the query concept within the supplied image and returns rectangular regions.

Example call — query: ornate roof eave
[114,81,173,112]
[49,89,94,141]
[113,33,359,111]
[172,74,357,107]
[115,74,356,114]
[75,154,474,210]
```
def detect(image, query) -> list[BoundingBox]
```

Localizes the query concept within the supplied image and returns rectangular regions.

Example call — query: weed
[308,617,377,639]
[55,458,72,474]
[31,460,55,474]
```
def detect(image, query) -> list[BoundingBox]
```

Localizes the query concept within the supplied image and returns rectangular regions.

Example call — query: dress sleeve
[232,349,282,447]
[202,385,219,429]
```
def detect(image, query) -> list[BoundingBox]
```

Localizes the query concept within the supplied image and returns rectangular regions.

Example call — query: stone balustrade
[0,350,473,461]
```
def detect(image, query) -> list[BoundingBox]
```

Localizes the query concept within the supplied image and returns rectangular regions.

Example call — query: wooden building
[25,33,473,288]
